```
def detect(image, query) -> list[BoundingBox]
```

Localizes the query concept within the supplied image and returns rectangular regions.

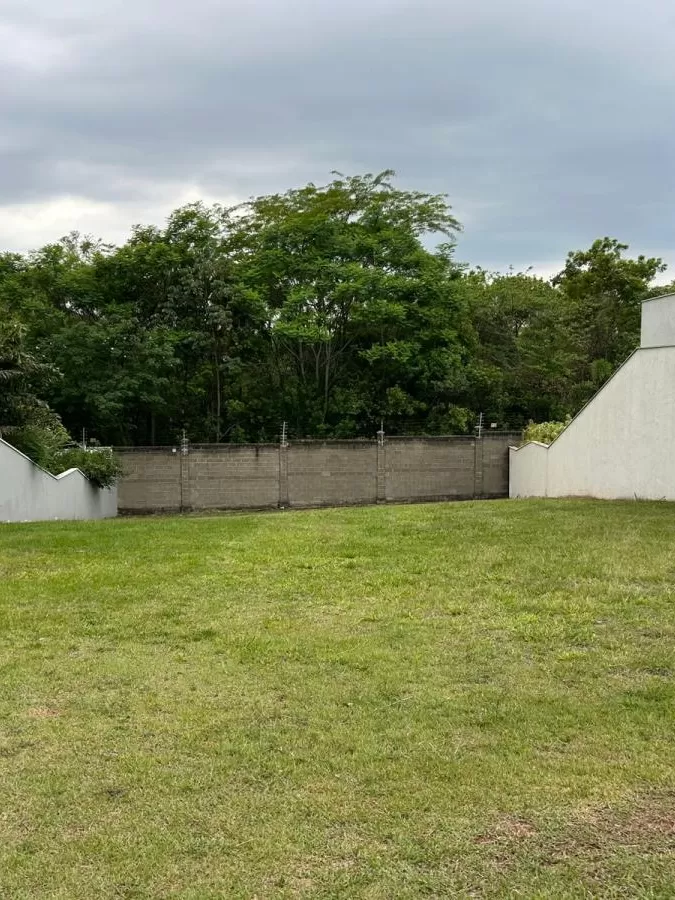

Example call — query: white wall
[0,438,117,523]
[509,441,548,498]
[510,346,675,500]
[641,294,675,348]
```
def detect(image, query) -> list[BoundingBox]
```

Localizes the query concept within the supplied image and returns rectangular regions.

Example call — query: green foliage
[0,296,122,485]
[0,176,669,444]
[553,237,665,406]
[1,401,122,488]
[522,416,572,445]
[459,269,572,425]
[50,447,124,489]
[229,170,467,436]
[4,406,71,469]
[0,301,56,431]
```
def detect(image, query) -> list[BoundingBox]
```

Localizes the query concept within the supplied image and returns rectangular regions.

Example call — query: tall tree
[554,238,665,405]
[2,177,671,444]
[230,171,471,435]
[462,270,576,425]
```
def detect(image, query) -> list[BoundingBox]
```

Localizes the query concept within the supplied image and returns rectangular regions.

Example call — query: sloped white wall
[0,438,117,523]
[510,346,675,500]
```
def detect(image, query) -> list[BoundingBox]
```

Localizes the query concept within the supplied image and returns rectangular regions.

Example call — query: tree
[461,270,575,426]
[88,205,266,443]
[0,293,121,483]
[0,295,58,447]
[229,171,471,436]
[554,238,665,405]
[161,204,264,443]
[1,176,671,445]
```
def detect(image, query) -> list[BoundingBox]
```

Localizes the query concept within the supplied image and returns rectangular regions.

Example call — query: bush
[522,416,572,446]
[51,447,124,489]
[2,405,71,469]
[2,405,123,488]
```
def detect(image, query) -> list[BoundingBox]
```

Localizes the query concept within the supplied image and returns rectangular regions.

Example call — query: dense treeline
[0,171,670,451]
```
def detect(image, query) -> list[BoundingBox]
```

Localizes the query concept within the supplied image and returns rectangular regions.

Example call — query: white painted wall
[510,346,675,500]
[509,441,548,498]
[641,293,675,348]
[511,293,675,501]
[0,438,117,523]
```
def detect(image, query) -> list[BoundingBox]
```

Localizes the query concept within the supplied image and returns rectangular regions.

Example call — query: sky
[2,0,675,277]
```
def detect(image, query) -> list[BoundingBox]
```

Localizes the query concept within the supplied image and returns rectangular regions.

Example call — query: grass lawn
[1,499,674,899]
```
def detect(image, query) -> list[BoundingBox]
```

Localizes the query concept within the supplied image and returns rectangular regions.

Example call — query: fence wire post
[179,429,190,512]
[279,422,289,508]
[376,422,386,502]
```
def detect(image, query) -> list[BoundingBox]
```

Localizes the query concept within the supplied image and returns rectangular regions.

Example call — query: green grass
[1,500,674,899]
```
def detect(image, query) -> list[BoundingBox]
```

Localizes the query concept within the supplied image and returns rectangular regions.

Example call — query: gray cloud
[2,0,675,273]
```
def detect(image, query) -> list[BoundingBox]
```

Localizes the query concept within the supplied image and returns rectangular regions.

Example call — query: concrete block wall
[116,448,181,512]
[189,445,280,509]
[287,441,378,507]
[116,433,518,513]
[384,438,476,502]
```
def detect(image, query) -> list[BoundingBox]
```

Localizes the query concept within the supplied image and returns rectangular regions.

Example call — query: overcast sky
[2,0,675,276]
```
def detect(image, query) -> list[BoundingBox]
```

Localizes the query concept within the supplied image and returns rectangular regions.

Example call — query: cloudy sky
[2,0,675,276]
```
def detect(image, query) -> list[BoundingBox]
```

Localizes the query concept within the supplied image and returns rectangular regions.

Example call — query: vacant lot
[1,500,674,899]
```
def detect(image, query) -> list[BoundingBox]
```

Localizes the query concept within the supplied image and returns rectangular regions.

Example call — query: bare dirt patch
[26,707,61,718]
[475,792,675,881]
[475,816,538,845]
[573,792,675,849]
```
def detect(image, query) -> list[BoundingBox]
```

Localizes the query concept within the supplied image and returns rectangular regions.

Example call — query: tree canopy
[0,172,667,452]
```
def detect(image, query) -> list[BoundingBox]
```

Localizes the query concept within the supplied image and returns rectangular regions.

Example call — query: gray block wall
[116,448,181,512]
[189,445,280,509]
[385,438,476,502]
[287,442,378,507]
[116,433,518,514]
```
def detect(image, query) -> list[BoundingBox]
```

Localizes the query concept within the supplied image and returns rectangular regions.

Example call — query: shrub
[2,405,123,488]
[51,447,124,489]
[2,406,71,469]
[522,416,572,446]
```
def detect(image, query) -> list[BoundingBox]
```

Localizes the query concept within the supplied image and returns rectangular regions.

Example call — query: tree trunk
[214,340,221,443]
[323,342,332,424]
